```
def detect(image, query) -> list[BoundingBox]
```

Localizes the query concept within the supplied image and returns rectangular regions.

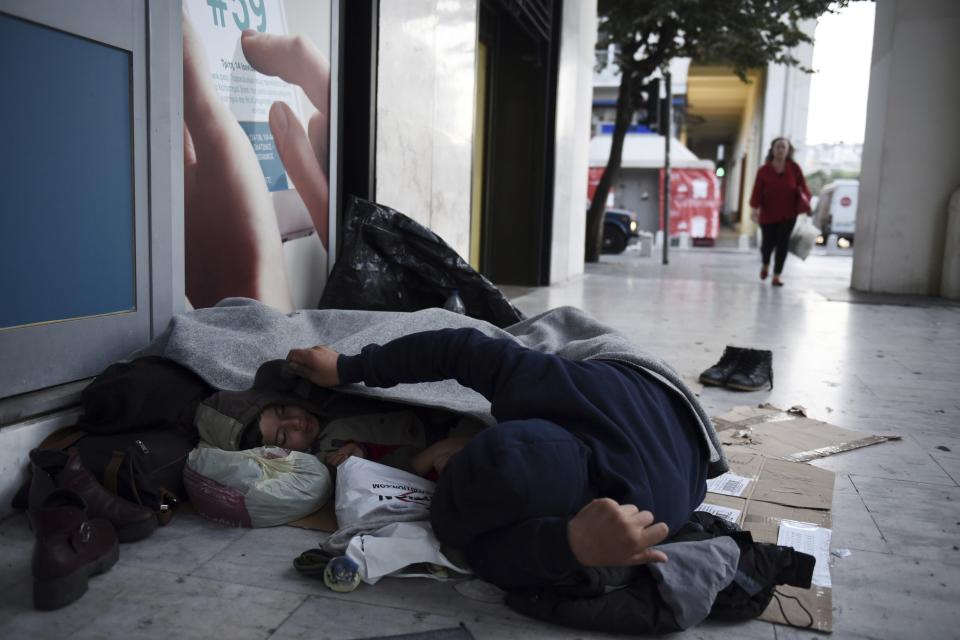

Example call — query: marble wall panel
[429,0,477,254]
[376,0,475,258]
[376,105,436,226]
[376,0,597,279]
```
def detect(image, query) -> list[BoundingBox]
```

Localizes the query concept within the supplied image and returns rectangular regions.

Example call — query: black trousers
[760,217,798,274]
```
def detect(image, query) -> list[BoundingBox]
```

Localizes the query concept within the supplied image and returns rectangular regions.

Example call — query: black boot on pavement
[725,349,774,391]
[32,489,119,610]
[698,346,746,387]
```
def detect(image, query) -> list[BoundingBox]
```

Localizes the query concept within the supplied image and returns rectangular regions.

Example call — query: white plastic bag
[334,456,434,528]
[344,521,470,585]
[184,445,332,528]
[333,457,469,584]
[789,215,820,261]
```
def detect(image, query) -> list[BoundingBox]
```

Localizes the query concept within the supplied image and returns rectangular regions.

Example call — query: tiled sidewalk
[2,247,957,639]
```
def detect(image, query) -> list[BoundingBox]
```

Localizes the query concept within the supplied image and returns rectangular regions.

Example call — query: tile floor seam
[292,593,546,633]
[56,580,133,640]
[192,563,341,600]
[847,475,887,543]
[187,529,255,578]
[852,374,879,397]
[186,566,549,633]
[833,543,960,568]
[262,591,311,639]
[115,561,196,580]
[847,473,960,491]
[928,454,959,487]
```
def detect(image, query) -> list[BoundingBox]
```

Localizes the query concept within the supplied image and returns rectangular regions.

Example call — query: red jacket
[749,161,811,224]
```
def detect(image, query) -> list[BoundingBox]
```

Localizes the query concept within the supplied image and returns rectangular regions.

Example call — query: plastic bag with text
[334,456,434,527]
[334,456,469,584]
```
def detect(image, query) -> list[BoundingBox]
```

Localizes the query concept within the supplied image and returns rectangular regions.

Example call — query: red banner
[587,167,605,201]
[658,168,720,240]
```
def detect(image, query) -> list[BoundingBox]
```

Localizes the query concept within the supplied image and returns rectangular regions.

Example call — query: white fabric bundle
[184,445,332,527]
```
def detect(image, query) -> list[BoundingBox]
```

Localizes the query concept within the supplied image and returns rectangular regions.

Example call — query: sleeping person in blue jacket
[286,328,710,590]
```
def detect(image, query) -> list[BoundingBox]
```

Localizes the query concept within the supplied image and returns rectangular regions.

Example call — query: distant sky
[805,2,876,144]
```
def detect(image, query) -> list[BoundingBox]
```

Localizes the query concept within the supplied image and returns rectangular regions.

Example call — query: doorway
[474,0,560,286]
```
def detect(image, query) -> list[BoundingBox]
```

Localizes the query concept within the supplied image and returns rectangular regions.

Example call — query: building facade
[0,0,597,515]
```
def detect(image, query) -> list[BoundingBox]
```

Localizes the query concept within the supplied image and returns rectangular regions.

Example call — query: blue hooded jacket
[337,328,708,588]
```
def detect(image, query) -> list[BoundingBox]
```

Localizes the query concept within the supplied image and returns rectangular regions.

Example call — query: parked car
[602,208,640,254]
[813,179,859,245]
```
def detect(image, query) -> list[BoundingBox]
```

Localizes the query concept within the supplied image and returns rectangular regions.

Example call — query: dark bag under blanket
[39,426,194,524]
[14,356,209,522]
[318,196,524,328]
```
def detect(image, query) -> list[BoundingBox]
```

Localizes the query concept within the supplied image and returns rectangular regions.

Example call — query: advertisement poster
[658,168,721,242]
[185,0,303,191]
[183,0,331,312]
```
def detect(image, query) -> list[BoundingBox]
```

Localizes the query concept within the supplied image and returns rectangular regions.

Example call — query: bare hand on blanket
[567,498,669,567]
[411,436,472,477]
[287,345,341,387]
[325,442,365,467]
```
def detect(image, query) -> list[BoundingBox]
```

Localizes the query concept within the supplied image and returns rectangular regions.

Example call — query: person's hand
[750,209,759,223]
[567,498,669,567]
[287,345,341,387]
[411,436,472,477]
[241,30,330,249]
[325,442,365,467]
[182,16,292,312]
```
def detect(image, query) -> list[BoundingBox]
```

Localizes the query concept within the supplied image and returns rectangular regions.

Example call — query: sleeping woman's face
[258,404,320,452]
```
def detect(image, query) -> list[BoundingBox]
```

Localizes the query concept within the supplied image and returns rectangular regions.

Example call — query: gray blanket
[138,298,727,475]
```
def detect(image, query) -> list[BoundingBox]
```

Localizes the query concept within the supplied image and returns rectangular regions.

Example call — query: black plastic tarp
[319,197,524,328]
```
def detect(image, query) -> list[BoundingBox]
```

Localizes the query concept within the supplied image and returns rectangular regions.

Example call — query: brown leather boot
[32,489,119,610]
[30,449,158,543]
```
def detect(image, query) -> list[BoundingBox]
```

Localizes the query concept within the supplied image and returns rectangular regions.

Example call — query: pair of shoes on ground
[699,346,774,391]
[760,266,784,287]
[294,548,361,593]
[28,449,158,610]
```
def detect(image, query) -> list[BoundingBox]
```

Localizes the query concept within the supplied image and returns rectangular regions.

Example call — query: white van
[814,179,859,243]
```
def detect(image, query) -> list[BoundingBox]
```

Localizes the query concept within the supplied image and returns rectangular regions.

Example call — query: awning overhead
[589,133,714,170]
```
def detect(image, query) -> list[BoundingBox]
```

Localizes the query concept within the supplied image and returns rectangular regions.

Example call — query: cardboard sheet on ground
[713,404,898,462]
[698,448,835,632]
[288,502,338,532]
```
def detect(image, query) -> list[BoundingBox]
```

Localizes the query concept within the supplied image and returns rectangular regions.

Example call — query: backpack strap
[38,427,86,451]
[103,450,126,496]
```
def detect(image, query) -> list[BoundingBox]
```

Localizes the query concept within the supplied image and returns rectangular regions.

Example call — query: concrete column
[942,188,960,299]
[852,0,960,295]
[549,0,596,283]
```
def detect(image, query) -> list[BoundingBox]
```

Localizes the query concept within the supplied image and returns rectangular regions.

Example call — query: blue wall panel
[0,13,135,329]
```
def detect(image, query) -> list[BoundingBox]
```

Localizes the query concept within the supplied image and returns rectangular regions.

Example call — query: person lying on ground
[234,380,470,479]
[286,328,710,590]
[194,356,444,461]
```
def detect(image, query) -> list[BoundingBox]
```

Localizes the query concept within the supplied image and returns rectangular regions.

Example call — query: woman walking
[749,137,811,286]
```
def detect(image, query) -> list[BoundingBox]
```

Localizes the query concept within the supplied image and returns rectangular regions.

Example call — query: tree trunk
[585,69,636,263]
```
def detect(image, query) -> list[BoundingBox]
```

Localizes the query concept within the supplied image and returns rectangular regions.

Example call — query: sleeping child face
[258,404,320,452]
